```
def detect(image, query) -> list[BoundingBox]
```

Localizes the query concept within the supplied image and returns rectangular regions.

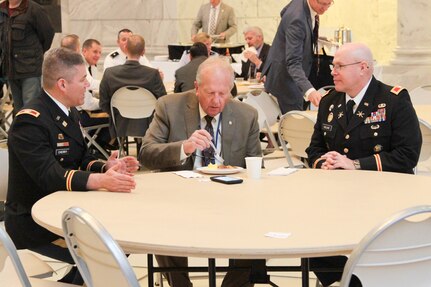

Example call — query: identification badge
[55,148,69,156]
[322,124,333,132]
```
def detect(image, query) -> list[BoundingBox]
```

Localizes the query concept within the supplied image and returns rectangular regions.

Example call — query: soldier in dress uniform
[5,47,139,284]
[305,43,422,287]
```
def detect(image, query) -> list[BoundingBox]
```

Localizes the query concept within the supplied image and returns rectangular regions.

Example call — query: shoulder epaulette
[16,109,40,118]
[110,51,119,58]
[322,88,334,97]
[390,86,405,95]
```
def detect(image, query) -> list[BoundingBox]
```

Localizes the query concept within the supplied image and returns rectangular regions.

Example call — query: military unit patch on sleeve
[390,86,405,95]
[16,109,40,117]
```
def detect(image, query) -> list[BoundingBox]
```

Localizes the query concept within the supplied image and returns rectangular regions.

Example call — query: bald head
[332,43,375,96]
[336,43,374,74]
[60,34,80,53]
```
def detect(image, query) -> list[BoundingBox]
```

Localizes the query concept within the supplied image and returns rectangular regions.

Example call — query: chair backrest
[0,227,32,287]
[278,111,316,165]
[110,85,157,120]
[410,85,431,105]
[312,85,335,110]
[62,207,140,287]
[0,144,8,202]
[340,205,431,287]
[419,119,431,163]
[243,91,281,128]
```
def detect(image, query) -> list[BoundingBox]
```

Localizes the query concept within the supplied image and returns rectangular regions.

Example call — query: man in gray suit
[262,0,333,114]
[99,35,166,138]
[174,42,208,93]
[140,56,262,287]
[191,0,237,43]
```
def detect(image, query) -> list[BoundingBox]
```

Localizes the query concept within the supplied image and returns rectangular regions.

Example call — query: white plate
[197,166,244,175]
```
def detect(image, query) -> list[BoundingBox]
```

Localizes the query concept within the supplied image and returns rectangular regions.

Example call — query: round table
[33,169,431,258]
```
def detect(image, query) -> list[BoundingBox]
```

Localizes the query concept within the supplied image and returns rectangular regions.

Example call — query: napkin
[174,171,203,178]
[240,46,258,62]
[267,167,298,176]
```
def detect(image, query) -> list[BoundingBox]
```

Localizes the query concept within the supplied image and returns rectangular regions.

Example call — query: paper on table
[174,171,203,178]
[267,167,298,176]
[265,232,291,239]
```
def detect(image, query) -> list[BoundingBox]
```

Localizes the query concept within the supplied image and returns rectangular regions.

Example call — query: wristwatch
[353,159,361,170]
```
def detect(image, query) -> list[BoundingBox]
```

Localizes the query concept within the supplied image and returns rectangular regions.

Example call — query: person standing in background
[0,0,54,114]
[191,0,237,43]
[262,0,333,114]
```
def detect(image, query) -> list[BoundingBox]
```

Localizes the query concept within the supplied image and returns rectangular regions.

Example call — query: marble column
[383,0,431,89]
[391,0,431,65]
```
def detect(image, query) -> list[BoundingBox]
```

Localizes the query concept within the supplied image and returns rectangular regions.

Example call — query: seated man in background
[103,28,152,70]
[75,37,113,153]
[178,32,218,67]
[99,34,166,142]
[239,26,270,81]
[140,56,263,287]
[60,34,81,53]
[174,42,208,93]
[306,42,422,287]
[5,47,139,284]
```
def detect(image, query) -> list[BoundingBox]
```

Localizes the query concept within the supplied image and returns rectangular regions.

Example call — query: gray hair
[42,48,85,89]
[243,26,263,37]
[196,56,234,89]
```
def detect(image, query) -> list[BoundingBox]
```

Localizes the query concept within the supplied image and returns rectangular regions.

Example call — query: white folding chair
[81,122,110,160]
[419,119,431,163]
[278,111,316,168]
[340,205,431,287]
[410,84,431,105]
[110,86,157,156]
[0,85,12,139]
[0,144,57,281]
[62,207,140,287]
[311,85,335,111]
[1,227,74,287]
[243,91,281,150]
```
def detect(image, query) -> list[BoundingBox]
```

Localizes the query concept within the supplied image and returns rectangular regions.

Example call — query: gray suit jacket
[191,2,237,43]
[140,90,262,171]
[99,60,166,137]
[174,56,207,93]
[262,0,314,114]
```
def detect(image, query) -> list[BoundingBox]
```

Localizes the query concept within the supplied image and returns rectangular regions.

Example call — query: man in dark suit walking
[99,34,166,138]
[262,0,333,114]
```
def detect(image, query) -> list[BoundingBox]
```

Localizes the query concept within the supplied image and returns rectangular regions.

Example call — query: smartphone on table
[210,176,243,184]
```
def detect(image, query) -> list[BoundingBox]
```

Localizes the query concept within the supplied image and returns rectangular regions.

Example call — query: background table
[168,43,245,61]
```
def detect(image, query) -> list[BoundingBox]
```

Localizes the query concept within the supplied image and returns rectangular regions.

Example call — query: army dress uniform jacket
[306,77,422,174]
[5,92,106,249]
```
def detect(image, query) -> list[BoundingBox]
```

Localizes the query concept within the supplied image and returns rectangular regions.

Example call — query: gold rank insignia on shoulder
[390,86,405,95]
[16,109,40,118]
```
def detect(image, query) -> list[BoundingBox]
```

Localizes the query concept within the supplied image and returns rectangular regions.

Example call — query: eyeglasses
[330,61,362,72]
[316,0,334,7]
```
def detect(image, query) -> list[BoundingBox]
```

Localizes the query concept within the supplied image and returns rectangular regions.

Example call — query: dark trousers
[155,255,258,287]
[310,256,362,287]
[30,242,84,285]
[78,110,112,148]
